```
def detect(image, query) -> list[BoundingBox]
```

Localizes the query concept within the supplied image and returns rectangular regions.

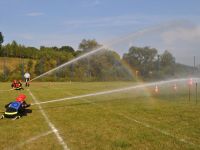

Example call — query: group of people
[1,72,32,120]
[11,80,24,90]
[11,72,31,90]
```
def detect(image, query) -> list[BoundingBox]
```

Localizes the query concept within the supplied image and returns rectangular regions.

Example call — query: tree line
[0,32,194,81]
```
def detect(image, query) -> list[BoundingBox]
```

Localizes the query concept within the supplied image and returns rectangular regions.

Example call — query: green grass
[0,82,200,150]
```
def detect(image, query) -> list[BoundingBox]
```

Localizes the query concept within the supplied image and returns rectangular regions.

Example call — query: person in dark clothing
[1,94,31,120]
[11,80,17,88]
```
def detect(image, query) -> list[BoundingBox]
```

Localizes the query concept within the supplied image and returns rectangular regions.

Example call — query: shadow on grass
[22,109,32,117]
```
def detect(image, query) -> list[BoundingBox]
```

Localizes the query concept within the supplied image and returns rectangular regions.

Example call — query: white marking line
[32,78,199,106]
[0,89,14,92]
[116,113,198,147]
[28,89,69,150]
[10,130,54,150]
[81,98,199,147]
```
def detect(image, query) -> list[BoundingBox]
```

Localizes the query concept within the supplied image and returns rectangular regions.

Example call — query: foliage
[0,35,196,81]
[79,39,101,53]
[0,32,3,47]
[160,50,175,67]
[123,46,158,77]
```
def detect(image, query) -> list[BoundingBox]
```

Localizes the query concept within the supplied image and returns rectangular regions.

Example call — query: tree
[78,39,101,52]
[78,39,102,79]
[34,58,45,75]
[60,46,75,54]
[0,32,4,52]
[160,50,175,67]
[0,32,3,46]
[27,59,33,72]
[160,50,175,76]
[123,46,158,77]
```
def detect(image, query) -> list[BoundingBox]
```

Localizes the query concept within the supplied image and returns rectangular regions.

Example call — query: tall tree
[78,39,101,79]
[79,39,101,52]
[160,50,175,76]
[123,46,158,77]
[160,50,175,67]
[60,46,75,54]
[0,32,4,49]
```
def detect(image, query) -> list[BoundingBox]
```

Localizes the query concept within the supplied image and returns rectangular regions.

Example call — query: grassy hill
[0,57,36,80]
[0,57,22,73]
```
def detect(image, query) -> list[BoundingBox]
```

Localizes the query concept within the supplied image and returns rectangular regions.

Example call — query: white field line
[28,89,69,150]
[9,130,54,150]
[32,78,200,106]
[79,97,199,148]
[0,89,14,92]
[116,112,199,147]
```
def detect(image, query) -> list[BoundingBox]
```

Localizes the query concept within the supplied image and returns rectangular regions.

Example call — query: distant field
[0,81,200,150]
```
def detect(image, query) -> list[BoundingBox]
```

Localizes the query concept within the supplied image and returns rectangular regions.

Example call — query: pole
[3,50,6,81]
[157,55,160,77]
[189,85,191,102]
[87,58,91,79]
[196,82,198,104]
[194,56,196,74]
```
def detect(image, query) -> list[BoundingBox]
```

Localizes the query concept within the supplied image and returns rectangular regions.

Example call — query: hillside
[0,57,36,80]
[0,57,30,72]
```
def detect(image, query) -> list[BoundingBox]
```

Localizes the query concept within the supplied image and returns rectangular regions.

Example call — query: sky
[1,0,200,65]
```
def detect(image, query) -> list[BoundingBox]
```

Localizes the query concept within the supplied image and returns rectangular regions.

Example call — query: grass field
[0,81,200,150]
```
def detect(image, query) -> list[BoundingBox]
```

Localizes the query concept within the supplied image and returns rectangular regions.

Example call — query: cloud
[93,0,100,6]
[63,15,148,29]
[82,0,101,7]
[26,12,44,17]
[159,24,200,65]
[161,25,200,45]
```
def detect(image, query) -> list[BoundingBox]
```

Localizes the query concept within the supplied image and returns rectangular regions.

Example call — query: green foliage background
[0,37,196,81]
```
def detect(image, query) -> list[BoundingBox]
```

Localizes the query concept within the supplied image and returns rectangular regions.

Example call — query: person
[11,80,24,90]
[11,80,17,88]
[1,94,31,120]
[18,80,23,88]
[24,72,30,87]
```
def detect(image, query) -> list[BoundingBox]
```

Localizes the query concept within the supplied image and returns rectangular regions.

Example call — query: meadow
[0,81,200,150]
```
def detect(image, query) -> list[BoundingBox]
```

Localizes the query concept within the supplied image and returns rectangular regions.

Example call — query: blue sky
[1,0,200,65]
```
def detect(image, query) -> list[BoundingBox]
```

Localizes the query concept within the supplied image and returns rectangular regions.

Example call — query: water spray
[195,82,198,104]
[31,78,200,106]
[30,21,190,82]
[30,45,106,82]
[188,78,193,102]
